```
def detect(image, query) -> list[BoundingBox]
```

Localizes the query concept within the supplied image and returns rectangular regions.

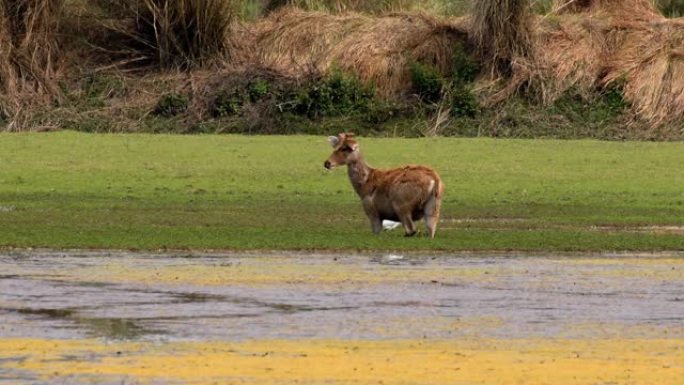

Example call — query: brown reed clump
[480,0,684,128]
[603,16,684,127]
[470,0,534,77]
[0,0,63,130]
[118,0,235,68]
[251,7,469,96]
[532,15,611,103]
[552,0,659,15]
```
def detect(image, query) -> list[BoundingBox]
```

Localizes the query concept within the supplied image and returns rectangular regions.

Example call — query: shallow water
[2,250,683,341]
[1,250,683,384]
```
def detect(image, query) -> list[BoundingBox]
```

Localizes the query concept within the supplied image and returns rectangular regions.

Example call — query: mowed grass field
[0,132,682,251]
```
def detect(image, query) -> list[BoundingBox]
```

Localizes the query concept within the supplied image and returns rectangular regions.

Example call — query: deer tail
[431,177,444,200]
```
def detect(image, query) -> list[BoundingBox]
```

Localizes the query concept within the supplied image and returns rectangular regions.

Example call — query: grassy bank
[0,132,682,251]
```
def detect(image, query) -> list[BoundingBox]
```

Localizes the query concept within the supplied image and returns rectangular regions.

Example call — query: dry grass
[477,0,684,129]
[107,0,235,68]
[250,7,468,96]
[552,0,659,14]
[0,0,63,130]
[603,17,684,128]
[470,0,534,77]
[532,15,610,102]
[2,0,683,134]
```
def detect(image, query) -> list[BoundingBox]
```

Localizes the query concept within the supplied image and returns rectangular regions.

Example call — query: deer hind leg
[393,205,417,237]
[401,216,417,237]
[424,194,441,239]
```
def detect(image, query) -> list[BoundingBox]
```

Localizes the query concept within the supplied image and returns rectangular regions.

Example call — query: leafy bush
[601,82,628,113]
[450,83,479,118]
[212,89,244,117]
[80,74,128,107]
[452,44,480,84]
[248,79,270,102]
[659,0,684,17]
[410,61,444,103]
[410,59,479,117]
[550,84,628,125]
[283,69,375,118]
[154,93,189,117]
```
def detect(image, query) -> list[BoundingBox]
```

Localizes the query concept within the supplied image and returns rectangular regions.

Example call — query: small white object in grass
[0,206,16,212]
[382,220,401,230]
[384,254,404,261]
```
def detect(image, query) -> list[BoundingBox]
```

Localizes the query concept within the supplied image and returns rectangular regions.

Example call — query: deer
[324,133,445,238]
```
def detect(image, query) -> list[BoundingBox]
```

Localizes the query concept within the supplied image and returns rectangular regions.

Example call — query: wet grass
[0,132,682,251]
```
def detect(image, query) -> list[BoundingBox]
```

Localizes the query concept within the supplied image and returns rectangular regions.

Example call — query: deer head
[324,133,360,169]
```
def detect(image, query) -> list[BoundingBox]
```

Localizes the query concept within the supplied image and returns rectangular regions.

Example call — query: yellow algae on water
[2,338,683,385]
[62,259,497,287]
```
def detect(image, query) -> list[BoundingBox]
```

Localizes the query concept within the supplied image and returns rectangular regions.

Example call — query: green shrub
[212,89,244,117]
[450,83,479,118]
[601,82,628,113]
[284,69,375,118]
[410,59,479,117]
[410,61,444,103]
[78,74,128,108]
[550,84,628,125]
[659,0,684,17]
[452,44,480,84]
[248,79,270,102]
[154,93,189,117]
[0,110,8,127]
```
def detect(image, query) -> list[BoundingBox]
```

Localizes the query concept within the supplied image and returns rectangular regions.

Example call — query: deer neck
[347,156,374,197]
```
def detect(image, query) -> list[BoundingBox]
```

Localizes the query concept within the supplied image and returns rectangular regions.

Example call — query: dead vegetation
[0,0,683,136]
[251,7,468,96]
[474,0,684,133]
[0,0,63,130]
[470,0,533,77]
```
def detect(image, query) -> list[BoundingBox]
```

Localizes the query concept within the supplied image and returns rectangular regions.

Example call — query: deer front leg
[362,199,382,234]
[368,215,382,234]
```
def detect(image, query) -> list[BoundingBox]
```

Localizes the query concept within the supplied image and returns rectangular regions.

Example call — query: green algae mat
[0,132,682,251]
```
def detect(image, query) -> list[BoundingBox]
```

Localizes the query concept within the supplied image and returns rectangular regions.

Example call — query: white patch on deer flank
[428,180,435,193]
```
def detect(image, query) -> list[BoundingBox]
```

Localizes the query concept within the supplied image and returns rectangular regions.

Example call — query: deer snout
[324,160,332,169]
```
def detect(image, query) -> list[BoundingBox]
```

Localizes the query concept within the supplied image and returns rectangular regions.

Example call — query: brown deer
[324,133,444,238]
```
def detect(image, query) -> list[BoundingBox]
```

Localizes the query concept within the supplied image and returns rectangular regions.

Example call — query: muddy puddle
[1,250,683,384]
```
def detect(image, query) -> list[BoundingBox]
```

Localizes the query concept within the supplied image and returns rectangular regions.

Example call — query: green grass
[0,132,683,251]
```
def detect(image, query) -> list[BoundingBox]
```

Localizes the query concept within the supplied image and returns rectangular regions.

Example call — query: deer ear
[328,136,340,147]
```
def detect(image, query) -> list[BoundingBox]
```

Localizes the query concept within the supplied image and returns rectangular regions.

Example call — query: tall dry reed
[0,0,62,130]
[470,0,534,76]
[123,0,235,68]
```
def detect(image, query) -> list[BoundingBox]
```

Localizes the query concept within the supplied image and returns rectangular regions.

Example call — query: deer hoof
[404,231,417,237]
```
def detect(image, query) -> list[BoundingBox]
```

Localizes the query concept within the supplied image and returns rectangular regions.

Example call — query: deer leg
[362,199,382,235]
[369,215,382,234]
[423,195,440,239]
[402,218,417,237]
[392,203,417,237]
[398,213,417,237]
